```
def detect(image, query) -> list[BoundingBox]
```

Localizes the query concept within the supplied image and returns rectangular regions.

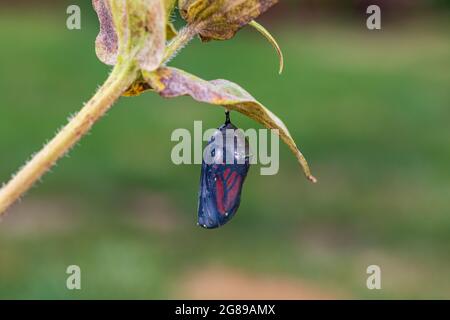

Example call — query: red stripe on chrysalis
[226,176,242,210]
[215,176,226,215]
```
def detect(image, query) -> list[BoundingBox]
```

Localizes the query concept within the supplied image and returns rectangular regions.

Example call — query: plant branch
[0,24,200,216]
[163,25,198,63]
[0,60,139,215]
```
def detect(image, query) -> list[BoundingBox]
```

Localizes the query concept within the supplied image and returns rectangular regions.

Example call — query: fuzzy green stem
[163,25,198,63]
[0,61,139,215]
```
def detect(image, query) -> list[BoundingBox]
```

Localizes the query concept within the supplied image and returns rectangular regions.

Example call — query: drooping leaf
[93,0,166,72]
[178,0,278,41]
[145,67,317,182]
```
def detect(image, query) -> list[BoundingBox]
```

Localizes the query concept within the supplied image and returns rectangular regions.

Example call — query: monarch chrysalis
[197,111,251,229]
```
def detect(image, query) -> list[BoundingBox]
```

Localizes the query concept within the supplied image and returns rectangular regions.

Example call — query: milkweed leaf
[178,0,278,41]
[93,0,166,72]
[145,67,317,182]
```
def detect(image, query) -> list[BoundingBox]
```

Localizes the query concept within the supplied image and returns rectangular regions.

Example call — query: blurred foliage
[0,1,449,299]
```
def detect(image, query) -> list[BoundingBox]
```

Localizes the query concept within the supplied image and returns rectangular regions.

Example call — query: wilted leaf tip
[249,20,284,74]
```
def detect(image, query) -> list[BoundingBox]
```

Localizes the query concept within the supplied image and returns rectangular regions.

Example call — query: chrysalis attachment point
[225,110,231,124]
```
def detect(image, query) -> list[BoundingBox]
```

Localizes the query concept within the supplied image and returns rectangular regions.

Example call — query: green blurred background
[0,0,449,299]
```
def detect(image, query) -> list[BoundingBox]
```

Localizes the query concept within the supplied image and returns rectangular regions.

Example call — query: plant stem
[163,25,198,63]
[0,25,198,216]
[0,61,139,215]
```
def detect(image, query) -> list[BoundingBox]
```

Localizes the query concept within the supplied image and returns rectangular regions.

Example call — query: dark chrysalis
[197,111,251,229]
